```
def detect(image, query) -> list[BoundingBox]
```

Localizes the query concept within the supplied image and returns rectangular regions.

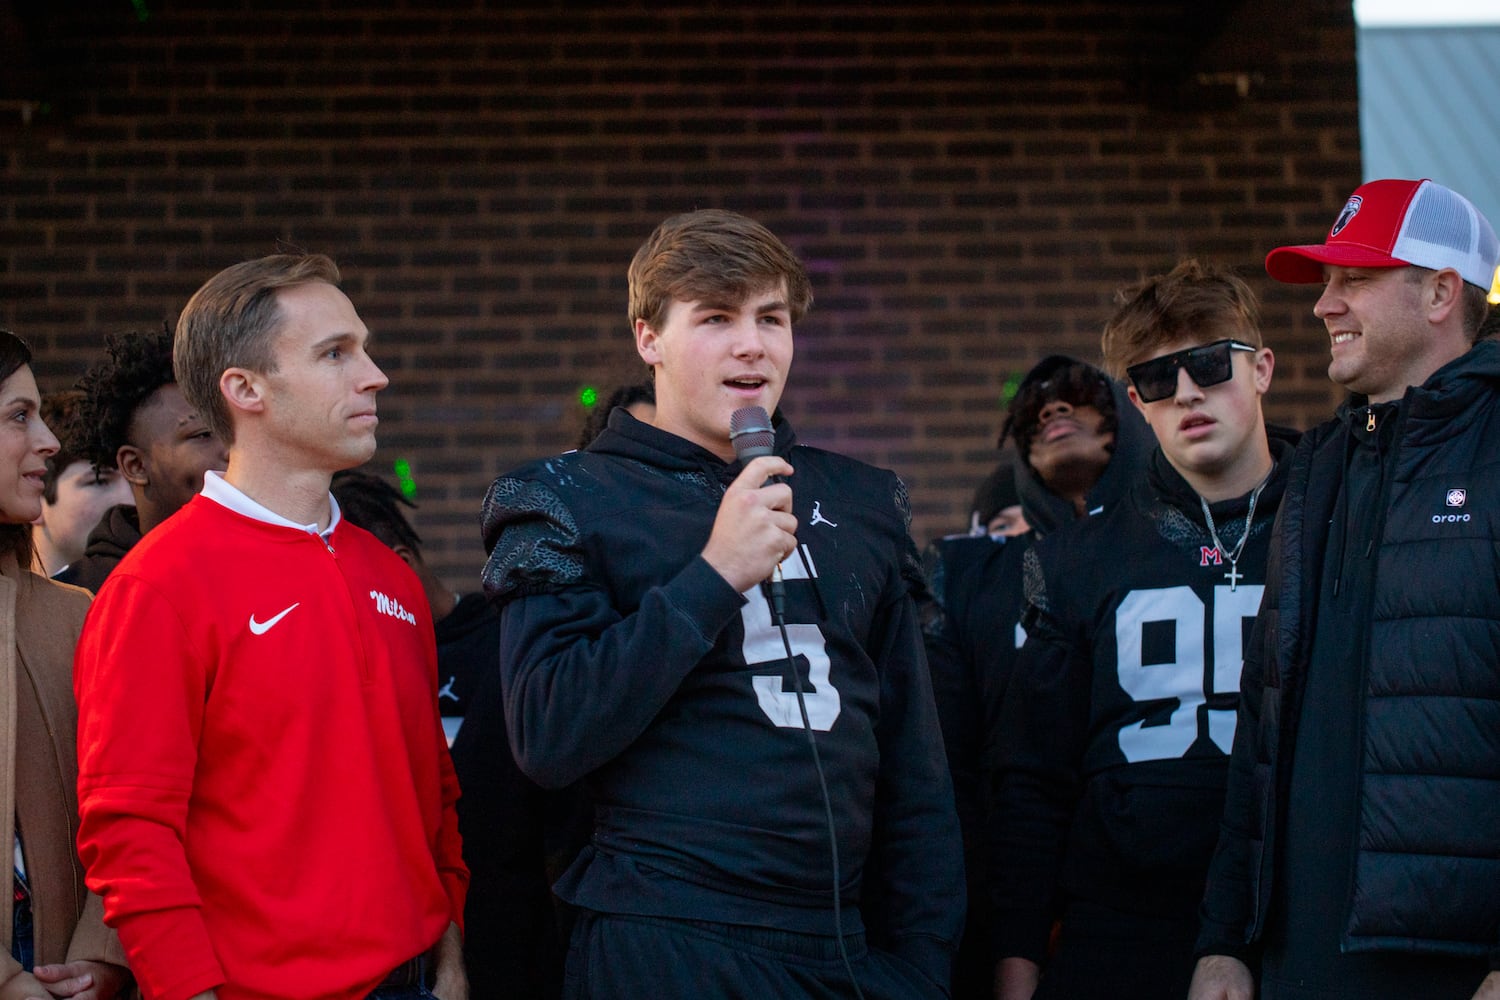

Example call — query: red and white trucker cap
[1266,178,1500,291]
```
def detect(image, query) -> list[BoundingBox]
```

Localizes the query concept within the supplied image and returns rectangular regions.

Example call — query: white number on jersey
[1114,584,1261,763]
[740,545,841,730]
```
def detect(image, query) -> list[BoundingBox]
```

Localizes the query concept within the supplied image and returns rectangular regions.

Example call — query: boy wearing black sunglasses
[992,259,1293,1000]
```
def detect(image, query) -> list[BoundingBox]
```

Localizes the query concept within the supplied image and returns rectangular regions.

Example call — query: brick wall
[1,0,1362,586]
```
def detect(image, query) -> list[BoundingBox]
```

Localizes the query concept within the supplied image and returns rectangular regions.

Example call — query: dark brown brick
[6,0,1361,580]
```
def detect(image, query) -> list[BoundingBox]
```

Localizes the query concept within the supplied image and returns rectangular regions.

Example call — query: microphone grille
[729,406,775,462]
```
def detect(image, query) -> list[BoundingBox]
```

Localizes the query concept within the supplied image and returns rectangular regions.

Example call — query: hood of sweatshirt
[1011,356,1156,537]
[80,502,143,562]
[589,404,799,490]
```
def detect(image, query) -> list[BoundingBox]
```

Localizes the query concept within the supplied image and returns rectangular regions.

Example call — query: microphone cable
[733,406,865,998]
[766,572,868,1000]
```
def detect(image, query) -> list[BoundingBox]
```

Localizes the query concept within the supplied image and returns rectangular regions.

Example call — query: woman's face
[0,365,60,525]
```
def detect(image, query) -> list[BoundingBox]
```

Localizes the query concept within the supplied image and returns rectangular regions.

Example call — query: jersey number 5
[1114,584,1262,763]
[740,545,841,731]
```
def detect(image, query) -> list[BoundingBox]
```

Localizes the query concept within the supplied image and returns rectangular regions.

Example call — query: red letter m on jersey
[1200,546,1223,566]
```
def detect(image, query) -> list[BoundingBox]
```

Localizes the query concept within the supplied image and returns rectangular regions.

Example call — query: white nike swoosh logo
[248,603,300,635]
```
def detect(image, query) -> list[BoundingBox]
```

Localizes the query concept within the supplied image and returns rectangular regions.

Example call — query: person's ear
[1253,347,1275,395]
[1426,268,1464,326]
[219,367,267,418]
[635,318,662,367]
[116,444,149,488]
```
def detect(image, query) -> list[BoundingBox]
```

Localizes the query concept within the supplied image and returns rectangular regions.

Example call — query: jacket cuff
[668,557,749,642]
[115,907,225,1000]
[1193,923,1259,969]
[442,868,468,935]
[887,933,954,997]
[992,907,1054,965]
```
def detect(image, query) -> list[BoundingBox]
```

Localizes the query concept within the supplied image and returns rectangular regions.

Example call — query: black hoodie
[992,433,1295,969]
[1010,355,1157,537]
[479,408,964,988]
[921,357,1155,994]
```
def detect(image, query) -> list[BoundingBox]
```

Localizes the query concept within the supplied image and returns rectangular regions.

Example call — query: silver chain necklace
[1199,472,1271,591]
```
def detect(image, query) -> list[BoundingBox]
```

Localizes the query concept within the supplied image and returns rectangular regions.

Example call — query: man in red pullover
[73,254,468,1000]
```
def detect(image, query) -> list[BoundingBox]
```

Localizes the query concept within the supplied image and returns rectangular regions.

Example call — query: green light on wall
[393,458,417,500]
[580,386,599,408]
[1000,373,1023,407]
[130,0,150,21]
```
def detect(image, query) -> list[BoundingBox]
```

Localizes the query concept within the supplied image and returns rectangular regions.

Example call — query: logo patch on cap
[1330,195,1362,237]
[1447,488,1466,507]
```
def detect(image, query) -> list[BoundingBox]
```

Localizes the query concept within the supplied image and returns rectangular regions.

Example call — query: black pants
[562,911,947,999]
[1033,900,1197,1000]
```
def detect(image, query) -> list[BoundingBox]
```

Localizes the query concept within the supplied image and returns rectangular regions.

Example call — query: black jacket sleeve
[482,475,746,788]
[989,545,1091,963]
[865,488,967,990]
[870,557,968,990]
[920,540,984,839]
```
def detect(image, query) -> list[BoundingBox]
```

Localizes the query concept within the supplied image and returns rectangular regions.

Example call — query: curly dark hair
[577,379,655,450]
[329,468,423,554]
[41,389,88,504]
[74,327,177,471]
[1001,355,1118,463]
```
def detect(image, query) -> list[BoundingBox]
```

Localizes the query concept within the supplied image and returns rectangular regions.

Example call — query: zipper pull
[1366,409,1376,432]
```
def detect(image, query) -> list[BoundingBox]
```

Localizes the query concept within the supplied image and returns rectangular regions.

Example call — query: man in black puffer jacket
[1191,178,1500,1000]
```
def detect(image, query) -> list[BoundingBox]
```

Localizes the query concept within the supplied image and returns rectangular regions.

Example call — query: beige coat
[0,556,127,999]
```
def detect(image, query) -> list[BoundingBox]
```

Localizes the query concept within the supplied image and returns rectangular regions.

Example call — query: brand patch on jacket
[1199,546,1223,566]
[809,500,838,528]
[1433,487,1473,523]
[369,589,417,625]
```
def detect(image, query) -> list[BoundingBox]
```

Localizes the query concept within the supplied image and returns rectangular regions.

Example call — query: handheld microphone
[729,405,788,616]
[729,406,778,482]
[729,405,827,622]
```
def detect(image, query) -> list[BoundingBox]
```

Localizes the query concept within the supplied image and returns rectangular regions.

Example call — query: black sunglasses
[1126,339,1256,403]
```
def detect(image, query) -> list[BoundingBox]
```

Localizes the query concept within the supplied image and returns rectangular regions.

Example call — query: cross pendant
[1224,564,1242,591]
